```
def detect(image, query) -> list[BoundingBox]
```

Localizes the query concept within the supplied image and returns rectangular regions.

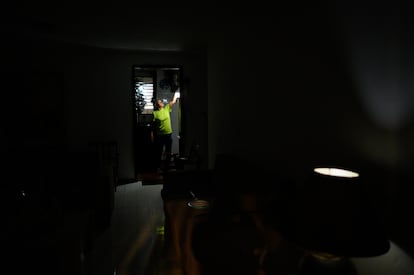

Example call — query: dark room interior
[2,2,414,275]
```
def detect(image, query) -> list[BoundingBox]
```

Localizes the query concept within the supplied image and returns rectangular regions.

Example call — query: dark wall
[206,5,414,257]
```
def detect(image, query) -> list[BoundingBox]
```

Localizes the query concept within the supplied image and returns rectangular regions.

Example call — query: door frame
[131,64,184,176]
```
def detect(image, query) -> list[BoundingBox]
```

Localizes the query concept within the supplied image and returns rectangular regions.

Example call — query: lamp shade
[291,166,390,257]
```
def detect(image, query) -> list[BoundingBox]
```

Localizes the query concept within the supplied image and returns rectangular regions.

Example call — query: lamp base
[297,252,357,275]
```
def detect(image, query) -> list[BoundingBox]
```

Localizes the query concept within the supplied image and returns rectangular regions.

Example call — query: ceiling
[4,4,337,52]
[3,2,409,53]
[3,5,240,52]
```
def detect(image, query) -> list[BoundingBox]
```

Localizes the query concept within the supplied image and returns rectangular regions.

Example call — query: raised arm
[169,91,180,108]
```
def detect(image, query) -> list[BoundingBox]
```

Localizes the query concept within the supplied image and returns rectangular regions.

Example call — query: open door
[132,65,183,178]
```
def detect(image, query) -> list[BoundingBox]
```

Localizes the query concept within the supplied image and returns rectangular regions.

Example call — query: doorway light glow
[314,167,359,178]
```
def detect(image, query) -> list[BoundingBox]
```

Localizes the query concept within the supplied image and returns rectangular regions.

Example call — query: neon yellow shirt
[153,104,172,135]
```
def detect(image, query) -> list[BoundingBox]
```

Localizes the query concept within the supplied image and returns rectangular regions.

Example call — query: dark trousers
[154,134,172,170]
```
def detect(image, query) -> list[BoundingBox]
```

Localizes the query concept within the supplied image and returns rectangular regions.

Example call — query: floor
[88,172,304,275]
[87,173,414,275]
[89,180,167,275]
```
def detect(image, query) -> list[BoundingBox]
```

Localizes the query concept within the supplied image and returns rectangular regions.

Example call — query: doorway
[132,65,183,177]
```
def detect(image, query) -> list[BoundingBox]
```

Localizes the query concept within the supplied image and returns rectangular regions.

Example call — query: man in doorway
[151,91,180,173]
